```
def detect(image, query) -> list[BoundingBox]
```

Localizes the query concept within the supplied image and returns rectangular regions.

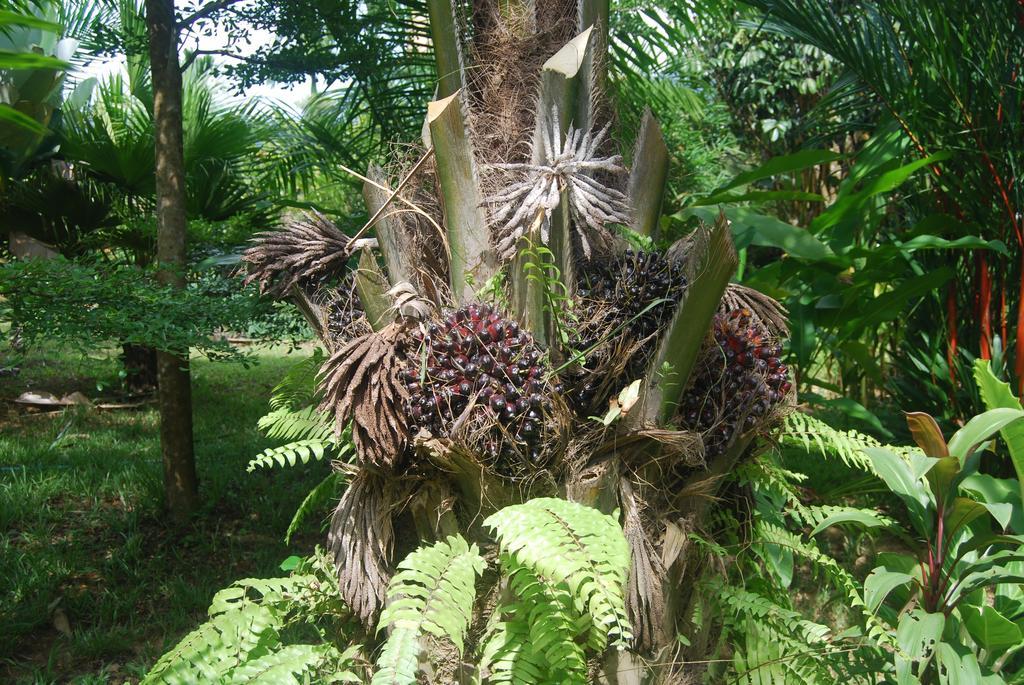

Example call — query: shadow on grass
[0,344,330,683]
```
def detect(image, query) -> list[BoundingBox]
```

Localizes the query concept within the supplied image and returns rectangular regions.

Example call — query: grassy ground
[0,343,330,684]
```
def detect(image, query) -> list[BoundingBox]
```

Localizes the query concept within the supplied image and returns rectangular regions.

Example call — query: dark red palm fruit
[401,304,555,465]
[677,310,791,459]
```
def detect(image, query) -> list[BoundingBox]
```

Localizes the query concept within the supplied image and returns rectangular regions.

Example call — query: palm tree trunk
[146,0,198,521]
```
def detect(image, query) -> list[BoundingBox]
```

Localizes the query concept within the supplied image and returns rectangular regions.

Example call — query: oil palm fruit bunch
[578,248,688,342]
[402,303,555,469]
[572,249,688,409]
[678,308,791,458]
[325,273,365,341]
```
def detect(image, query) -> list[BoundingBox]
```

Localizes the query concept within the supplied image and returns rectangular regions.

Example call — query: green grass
[0,343,332,683]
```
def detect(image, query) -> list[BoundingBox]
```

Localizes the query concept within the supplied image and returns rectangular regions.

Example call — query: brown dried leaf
[621,477,665,651]
[319,323,411,468]
[327,470,404,626]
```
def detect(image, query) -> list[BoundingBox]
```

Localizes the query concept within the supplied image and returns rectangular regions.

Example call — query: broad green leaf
[962,605,1022,651]
[814,152,951,233]
[926,457,960,509]
[933,643,1005,685]
[810,509,889,537]
[865,447,933,532]
[973,360,1024,507]
[729,207,833,260]
[951,534,1024,567]
[0,50,66,70]
[707,149,844,195]
[951,566,1024,604]
[864,568,916,612]
[944,498,989,539]
[693,189,824,206]
[844,268,954,337]
[899,235,1008,255]
[894,610,945,684]
[960,474,1023,532]
[948,408,1024,462]
[0,11,61,31]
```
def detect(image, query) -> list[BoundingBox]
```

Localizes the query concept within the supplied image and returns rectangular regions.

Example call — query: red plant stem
[979,253,993,359]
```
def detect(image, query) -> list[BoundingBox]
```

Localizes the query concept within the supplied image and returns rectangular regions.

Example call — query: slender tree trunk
[146,0,198,520]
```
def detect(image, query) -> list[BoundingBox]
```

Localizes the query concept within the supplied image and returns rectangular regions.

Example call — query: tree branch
[179,47,247,72]
[175,0,243,30]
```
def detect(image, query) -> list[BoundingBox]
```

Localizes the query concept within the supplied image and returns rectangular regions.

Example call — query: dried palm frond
[621,477,666,651]
[486,109,631,261]
[242,212,354,296]
[327,470,404,626]
[319,323,411,468]
[719,283,789,337]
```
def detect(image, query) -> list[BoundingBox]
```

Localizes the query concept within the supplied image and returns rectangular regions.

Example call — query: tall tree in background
[145,0,198,519]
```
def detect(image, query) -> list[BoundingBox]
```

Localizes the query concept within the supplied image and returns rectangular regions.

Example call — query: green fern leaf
[372,535,486,685]
[506,560,588,682]
[269,350,326,410]
[755,521,895,648]
[247,439,331,471]
[257,405,336,443]
[209,575,318,617]
[479,614,547,684]
[223,643,359,684]
[143,606,281,684]
[285,471,342,544]
[483,497,633,647]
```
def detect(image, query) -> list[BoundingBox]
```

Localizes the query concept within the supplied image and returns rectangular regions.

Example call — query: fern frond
[754,521,895,648]
[507,560,589,682]
[247,439,332,471]
[269,349,326,410]
[209,575,318,617]
[257,405,336,443]
[143,605,281,684]
[223,643,360,684]
[285,471,342,544]
[144,551,357,684]
[372,535,486,685]
[478,614,545,684]
[781,412,919,473]
[481,563,589,684]
[483,497,633,648]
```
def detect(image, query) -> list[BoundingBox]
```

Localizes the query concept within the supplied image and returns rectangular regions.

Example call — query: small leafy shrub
[142,551,363,684]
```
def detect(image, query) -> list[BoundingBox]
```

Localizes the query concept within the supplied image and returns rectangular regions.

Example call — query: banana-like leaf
[948,408,1024,463]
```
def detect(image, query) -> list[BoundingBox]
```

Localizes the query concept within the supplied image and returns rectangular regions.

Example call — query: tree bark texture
[146,0,198,520]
